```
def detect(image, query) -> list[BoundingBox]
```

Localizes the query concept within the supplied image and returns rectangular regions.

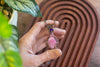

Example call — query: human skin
[19,20,66,67]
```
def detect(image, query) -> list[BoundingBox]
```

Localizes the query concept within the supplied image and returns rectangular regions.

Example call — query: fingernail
[55,21,59,23]
[62,30,66,34]
[55,49,62,56]
[55,21,59,25]
[58,49,62,55]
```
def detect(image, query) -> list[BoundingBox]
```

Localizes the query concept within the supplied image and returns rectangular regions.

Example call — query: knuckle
[35,22,43,28]
[35,22,40,26]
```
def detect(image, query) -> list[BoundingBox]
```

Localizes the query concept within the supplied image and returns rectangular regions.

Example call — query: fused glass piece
[48,35,57,49]
[50,28,54,32]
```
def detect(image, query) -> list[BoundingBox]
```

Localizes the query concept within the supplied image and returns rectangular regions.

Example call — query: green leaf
[11,25,19,41]
[0,25,19,52]
[5,0,42,17]
[0,12,12,38]
[2,37,19,52]
[0,50,23,67]
[0,25,22,67]
[10,25,19,47]
[0,53,8,67]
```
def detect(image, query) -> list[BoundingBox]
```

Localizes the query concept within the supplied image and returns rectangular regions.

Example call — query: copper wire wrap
[26,0,100,67]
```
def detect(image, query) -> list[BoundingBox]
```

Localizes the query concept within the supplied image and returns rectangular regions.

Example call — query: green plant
[0,0,42,67]
[0,12,22,67]
[0,0,42,17]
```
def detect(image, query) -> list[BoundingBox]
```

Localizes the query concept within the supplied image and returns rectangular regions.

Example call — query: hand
[19,20,66,67]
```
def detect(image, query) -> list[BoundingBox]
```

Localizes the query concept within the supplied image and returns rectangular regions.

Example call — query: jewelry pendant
[45,21,58,49]
[48,33,57,49]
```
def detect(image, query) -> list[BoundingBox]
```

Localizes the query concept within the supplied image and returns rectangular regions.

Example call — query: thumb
[36,49,62,66]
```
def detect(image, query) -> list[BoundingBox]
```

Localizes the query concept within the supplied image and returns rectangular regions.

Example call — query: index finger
[28,20,59,37]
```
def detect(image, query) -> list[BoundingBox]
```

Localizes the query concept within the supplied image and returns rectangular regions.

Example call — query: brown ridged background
[27,0,100,67]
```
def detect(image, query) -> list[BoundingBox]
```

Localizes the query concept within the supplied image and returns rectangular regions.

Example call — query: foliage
[0,12,12,38]
[4,0,42,17]
[0,12,22,67]
[0,0,42,67]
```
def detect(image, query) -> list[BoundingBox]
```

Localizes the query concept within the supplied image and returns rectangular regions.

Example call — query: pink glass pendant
[48,34,57,49]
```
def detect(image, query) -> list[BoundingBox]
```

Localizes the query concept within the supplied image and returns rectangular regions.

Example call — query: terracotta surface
[17,0,100,67]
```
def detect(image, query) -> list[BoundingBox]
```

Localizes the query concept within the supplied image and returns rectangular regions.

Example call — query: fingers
[36,42,47,53]
[55,35,65,39]
[37,28,66,39]
[34,36,48,53]
[36,49,62,66]
[28,20,59,38]
[54,28,66,36]
[36,28,66,53]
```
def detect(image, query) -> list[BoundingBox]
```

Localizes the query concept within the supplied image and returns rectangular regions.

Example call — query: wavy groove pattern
[30,0,99,67]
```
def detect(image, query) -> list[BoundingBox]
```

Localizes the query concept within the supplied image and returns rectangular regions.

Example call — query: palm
[34,28,49,53]
[19,20,66,67]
